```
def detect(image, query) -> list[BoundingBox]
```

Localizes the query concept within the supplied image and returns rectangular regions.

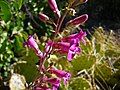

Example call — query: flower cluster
[46,29,86,61]
[24,35,71,90]
[35,68,71,90]
[24,35,43,58]
[24,0,88,89]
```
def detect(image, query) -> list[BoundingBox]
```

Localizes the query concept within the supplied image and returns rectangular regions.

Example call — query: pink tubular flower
[67,14,88,26]
[46,30,86,61]
[45,40,53,57]
[39,13,49,22]
[68,43,81,60]
[24,35,43,58]
[47,78,61,90]
[48,0,61,17]
[61,29,87,45]
[49,68,71,84]
[53,41,81,61]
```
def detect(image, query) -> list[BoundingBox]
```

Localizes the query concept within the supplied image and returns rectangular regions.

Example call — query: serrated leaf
[69,77,92,90]
[0,1,11,22]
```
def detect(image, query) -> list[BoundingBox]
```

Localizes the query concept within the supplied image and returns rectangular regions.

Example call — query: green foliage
[13,62,39,83]
[0,0,120,90]
[0,1,11,22]
[71,55,96,73]
[69,77,92,90]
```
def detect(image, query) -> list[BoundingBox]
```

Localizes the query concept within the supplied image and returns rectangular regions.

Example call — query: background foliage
[0,0,120,90]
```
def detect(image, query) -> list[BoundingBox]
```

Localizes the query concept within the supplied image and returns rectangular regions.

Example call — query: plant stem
[56,10,68,34]
[39,7,69,72]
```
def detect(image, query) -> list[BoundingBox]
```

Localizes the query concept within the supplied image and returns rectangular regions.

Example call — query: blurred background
[0,0,120,90]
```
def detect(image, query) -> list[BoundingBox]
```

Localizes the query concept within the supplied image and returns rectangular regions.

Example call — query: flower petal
[24,35,43,58]
[67,50,75,61]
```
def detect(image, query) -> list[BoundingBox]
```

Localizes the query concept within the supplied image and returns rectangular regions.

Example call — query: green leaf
[0,1,11,22]
[14,61,39,83]
[14,35,24,52]
[0,39,7,54]
[71,55,96,72]
[105,50,120,58]
[108,69,120,88]
[13,0,23,10]
[95,64,112,81]
[96,44,101,53]
[69,77,92,90]
[21,49,39,64]
[18,0,23,9]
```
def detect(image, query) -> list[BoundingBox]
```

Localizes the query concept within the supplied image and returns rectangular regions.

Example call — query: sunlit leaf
[0,1,11,22]
[95,64,112,81]
[13,61,39,83]
[69,77,92,90]
[71,55,96,72]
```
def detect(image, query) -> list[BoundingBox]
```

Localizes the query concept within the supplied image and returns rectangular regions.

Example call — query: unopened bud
[71,0,88,7]
[67,14,88,26]
[48,0,61,18]
[80,0,88,3]
[39,13,49,22]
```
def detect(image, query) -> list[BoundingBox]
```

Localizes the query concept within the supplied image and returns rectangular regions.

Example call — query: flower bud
[72,0,88,6]
[67,14,88,26]
[39,13,49,22]
[24,35,43,58]
[48,0,61,17]
[80,0,88,3]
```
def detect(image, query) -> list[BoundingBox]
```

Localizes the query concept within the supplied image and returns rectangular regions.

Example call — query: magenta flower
[48,0,61,17]
[39,13,49,22]
[61,29,87,44]
[45,30,86,61]
[45,40,53,55]
[68,43,81,60]
[49,68,71,84]
[53,41,81,61]
[47,78,61,90]
[24,35,43,58]
[67,14,88,26]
